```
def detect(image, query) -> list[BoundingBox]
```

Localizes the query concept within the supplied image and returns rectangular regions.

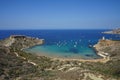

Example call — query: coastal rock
[94,38,120,59]
[0,35,44,49]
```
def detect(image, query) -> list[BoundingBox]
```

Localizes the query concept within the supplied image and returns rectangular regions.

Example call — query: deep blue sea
[0,29,120,59]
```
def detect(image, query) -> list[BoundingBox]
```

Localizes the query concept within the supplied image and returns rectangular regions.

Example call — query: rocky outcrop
[0,35,44,50]
[94,39,120,59]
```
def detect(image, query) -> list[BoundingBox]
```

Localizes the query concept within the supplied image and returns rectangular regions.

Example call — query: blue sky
[0,0,120,29]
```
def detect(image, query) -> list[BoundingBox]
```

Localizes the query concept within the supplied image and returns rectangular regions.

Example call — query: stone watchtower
[102,36,105,40]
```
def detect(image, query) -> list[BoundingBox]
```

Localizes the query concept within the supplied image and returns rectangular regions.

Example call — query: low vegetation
[0,35,120,80]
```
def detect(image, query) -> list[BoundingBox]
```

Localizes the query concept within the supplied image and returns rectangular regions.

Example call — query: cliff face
[0,35,44,50]
[94,39,120,59]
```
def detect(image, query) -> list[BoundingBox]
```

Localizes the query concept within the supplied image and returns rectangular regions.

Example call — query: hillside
[0,35,120,80]
[84,39,120,79]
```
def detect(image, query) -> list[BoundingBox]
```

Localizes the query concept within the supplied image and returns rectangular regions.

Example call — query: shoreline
[1,35,110,63]
[25,50,109,63]
[24,46,109,63]
[24,43,109,63]
[52,57,109,63]
[49,52,109,63]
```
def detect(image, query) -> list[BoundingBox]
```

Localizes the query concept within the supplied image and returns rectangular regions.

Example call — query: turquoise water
[25,44,99,59]
[0,29,119,59]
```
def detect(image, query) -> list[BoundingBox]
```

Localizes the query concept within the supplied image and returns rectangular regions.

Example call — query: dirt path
[14,52,37,66]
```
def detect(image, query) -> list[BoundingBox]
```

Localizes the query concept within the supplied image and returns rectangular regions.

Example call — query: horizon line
[0,28,114,30]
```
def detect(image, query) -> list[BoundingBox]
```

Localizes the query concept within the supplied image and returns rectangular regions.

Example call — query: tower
[102,36,105,40]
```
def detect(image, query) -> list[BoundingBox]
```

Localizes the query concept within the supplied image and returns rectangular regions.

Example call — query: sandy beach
[51,56,109,63]
[30,51,110,63]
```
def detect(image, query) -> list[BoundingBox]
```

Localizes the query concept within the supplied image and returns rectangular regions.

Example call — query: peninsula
[0,35,44,49]
[103,28,120,34]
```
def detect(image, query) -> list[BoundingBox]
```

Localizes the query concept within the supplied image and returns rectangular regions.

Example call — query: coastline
[1,35,110,63]
[24,45,109,63]
[52,57,109,63]
[24,44,110,63]
[1,35,120,79]
[25,50,109,63]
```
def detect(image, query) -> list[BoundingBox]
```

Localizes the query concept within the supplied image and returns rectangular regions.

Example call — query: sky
[0,0,120,29]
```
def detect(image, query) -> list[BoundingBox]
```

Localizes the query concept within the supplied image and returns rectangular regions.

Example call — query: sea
[0,29,120,59]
